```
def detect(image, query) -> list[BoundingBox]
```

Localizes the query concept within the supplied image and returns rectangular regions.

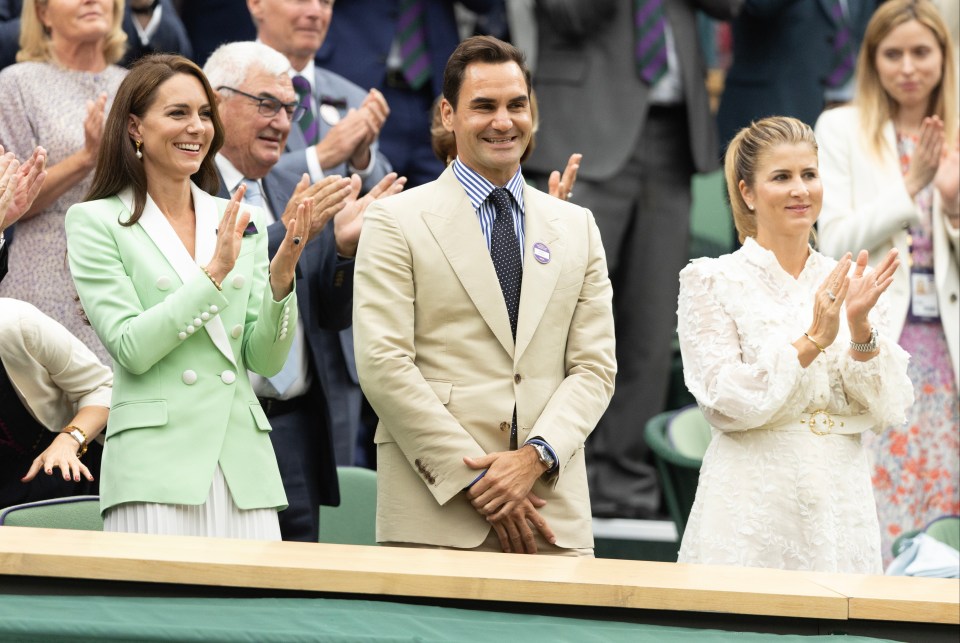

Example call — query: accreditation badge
[908,266,939,321]
[319,103,342,125]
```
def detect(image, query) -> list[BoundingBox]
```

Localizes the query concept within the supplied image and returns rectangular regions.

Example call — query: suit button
[201,312,210,321]
[231,324,243,338]
[182,370,197,385]
[178,331,187,340]
[232,275,246,289]
[209,305,219,313]
[193,317,202,326]
[951,293,958,304]
[155,275,172,291]
[499,422,509,432]
[221,370,236,384]
[186,325,196,334]
[514,373,521,384]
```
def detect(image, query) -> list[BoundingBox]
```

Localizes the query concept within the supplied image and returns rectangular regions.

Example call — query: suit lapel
[515,186,562,362]
[127,184,238,368]
[422,169,515,355]
[818,0,841,27]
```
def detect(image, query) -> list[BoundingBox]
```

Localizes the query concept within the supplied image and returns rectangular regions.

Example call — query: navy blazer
[315,0,496,99]
[0,0,191,69]
[217,166,355,505]
[717,0,877,148]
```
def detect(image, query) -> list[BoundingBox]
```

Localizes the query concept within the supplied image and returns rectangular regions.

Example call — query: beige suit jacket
[354,167,616,548]
[0,298,112,433]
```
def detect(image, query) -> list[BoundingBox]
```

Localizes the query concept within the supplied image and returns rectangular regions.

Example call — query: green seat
[892,515,960,557]
[666,406,712,460]
[645,411,705,539]
[319,467,378,546]
[0,495,103,531]
[689,170,734,260]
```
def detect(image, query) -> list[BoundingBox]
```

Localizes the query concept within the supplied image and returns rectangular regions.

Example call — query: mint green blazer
[65,183,295,513]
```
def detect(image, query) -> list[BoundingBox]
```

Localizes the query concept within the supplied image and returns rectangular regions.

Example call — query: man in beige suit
[354,36,615,555]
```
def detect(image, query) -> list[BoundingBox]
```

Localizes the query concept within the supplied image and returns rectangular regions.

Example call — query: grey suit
[525,0,741,518]
[277,66,392,193]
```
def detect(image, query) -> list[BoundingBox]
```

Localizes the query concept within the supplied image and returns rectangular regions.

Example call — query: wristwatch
[850,327,879,353]
[64,425,88,458]
[529,442,557,472]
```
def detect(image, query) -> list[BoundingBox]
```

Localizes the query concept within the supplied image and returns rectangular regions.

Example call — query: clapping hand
[548,153,582,202]
[281,173,352,243]
[845,248,899,338]
[334,172,406,257]
[206,184,252,285]
[269,198,311,300]
[0,145,47,232]
[904,116,944,198]
[805,252,852,350]
[934,133,959,218]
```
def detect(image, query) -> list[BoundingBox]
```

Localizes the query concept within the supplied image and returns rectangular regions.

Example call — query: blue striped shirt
[451,158,525,263]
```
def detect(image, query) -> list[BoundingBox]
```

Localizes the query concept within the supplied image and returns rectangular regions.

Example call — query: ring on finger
[293,236,302,246]
[826,289,836,301]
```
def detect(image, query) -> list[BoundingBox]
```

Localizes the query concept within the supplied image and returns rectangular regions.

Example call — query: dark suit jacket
[0,0,192,69]
[315,0,495,99]
[526,0,741,183]
[217,165,355,505]
[716,0,877,148]
[176,0,256,67]
[0,238,7,283]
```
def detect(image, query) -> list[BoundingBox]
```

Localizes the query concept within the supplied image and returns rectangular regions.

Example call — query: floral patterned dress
[676,239,913,573]
[0,61,126,365]
[862,133,960,564]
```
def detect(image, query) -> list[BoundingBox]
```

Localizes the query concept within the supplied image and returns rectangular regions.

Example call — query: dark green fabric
[0,594,897,642]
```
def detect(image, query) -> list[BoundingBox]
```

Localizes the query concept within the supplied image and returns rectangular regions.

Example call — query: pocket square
[243,221,259,237]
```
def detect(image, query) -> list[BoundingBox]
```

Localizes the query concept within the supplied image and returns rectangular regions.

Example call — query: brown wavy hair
[84,54,224,225]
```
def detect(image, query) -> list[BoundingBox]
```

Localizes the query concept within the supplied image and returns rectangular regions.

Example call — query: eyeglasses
[217,86,306,122]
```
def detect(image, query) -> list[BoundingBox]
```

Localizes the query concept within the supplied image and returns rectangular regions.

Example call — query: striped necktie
[292,75,319,146]
[398,0,431,90]
[825,0,855,88]
[635,0,668,86]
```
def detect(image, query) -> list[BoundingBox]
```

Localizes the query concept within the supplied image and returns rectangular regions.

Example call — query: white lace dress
[676,238,913,573]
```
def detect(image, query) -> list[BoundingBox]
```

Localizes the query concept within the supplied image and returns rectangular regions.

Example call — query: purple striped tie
[635,0,668,85]
[292,75,319,146]
[398,0,431,90]
[826,0,855,88]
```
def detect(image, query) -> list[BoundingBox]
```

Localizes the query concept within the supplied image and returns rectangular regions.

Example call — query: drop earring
[135,140,143,159]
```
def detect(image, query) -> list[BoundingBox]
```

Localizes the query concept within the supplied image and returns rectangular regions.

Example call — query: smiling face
[216,67,295,179]
[739,142,822,246]
[249,0,333,70]
[440,61,533,186]
[128,73,215,184]
[38,0,113,45]
[874,19,944,112]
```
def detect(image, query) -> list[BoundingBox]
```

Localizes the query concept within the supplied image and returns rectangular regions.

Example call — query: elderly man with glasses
[203,41,404,543]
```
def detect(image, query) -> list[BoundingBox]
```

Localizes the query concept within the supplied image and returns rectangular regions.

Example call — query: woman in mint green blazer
[65,55,310,539]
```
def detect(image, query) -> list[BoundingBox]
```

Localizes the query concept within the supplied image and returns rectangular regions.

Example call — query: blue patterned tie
[489,188,522,339]
[826,0,855,88]
[635,0,668,85]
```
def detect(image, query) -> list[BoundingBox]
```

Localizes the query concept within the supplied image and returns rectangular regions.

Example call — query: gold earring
[135,140,143,159]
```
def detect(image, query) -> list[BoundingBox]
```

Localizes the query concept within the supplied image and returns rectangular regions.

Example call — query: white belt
[767,410,876,436]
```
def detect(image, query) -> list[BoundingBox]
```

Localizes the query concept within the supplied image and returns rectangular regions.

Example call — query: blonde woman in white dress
[676,116,913,574]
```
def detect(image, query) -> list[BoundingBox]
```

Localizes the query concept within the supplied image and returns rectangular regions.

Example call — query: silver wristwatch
[850,327,879,353]
[529,442,557,471]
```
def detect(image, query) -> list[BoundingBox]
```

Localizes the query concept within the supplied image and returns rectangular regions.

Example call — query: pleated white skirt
[103,464,281,540]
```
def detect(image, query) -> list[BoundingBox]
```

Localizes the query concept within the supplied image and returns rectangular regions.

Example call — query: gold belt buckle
[804,410,834,436]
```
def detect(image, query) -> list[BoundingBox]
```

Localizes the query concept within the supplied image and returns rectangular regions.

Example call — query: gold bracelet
[803,333,825,353]
[202,266,223,291]
[63,425,88,458]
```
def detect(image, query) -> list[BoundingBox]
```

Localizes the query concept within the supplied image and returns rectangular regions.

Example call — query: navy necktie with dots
[488,188,522,339]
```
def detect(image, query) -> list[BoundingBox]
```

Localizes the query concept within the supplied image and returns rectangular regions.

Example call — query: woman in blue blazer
[65,54,310,539]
